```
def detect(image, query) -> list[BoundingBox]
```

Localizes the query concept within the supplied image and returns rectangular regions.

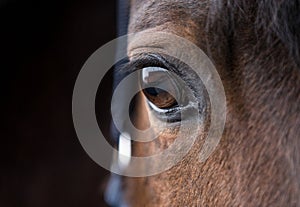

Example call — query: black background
[1,0,116,206]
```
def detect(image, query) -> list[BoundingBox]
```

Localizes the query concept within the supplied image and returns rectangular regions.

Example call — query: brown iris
[141,67,179,109]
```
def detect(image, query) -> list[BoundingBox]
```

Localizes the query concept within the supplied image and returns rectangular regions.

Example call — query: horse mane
[208,0,300,66]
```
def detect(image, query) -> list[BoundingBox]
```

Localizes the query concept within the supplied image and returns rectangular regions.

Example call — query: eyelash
[116,53,176,74]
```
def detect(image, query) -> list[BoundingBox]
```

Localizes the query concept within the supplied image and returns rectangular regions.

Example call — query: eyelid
[124,53,175,73]
[117,53,201,96]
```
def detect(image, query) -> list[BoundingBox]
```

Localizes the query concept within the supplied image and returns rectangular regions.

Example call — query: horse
[105,0,300,206]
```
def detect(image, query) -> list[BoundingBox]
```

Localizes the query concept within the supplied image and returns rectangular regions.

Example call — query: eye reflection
[141,67,180,110]
[143,87,178,109]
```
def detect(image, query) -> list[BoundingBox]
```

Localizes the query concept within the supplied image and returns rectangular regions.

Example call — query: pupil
[144,87,164,96]
[143,87,178,109]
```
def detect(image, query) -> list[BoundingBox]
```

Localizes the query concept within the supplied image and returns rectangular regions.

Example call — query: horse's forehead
[130,0,205,9]
[128,0,213,56]
[129,0,209,31]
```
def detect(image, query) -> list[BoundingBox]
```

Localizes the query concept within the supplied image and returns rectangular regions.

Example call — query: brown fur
[116,0,300,206]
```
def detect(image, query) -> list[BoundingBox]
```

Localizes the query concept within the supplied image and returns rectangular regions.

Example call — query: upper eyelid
[112,53,175,91]
[131,53,170,68]
[115,53,196,90]
[119,53,178,75]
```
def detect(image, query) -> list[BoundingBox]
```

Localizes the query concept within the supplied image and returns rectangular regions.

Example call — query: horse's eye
[140,67,180,110]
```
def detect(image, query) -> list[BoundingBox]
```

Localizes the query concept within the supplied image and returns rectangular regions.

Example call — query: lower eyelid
[146,99,182,121]
[147,100,177,113]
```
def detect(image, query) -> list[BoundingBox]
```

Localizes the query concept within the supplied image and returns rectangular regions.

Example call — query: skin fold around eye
[116,53,210,123]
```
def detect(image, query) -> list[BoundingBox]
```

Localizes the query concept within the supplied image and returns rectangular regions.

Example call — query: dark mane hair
[208,0,300,66]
